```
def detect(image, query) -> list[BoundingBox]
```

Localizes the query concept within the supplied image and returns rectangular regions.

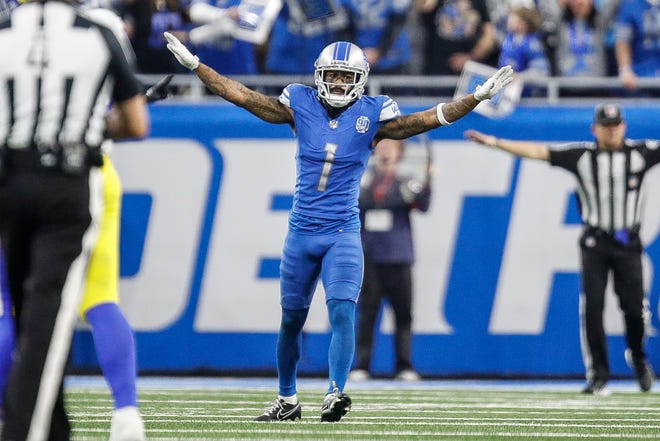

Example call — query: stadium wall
[71,102,660,378]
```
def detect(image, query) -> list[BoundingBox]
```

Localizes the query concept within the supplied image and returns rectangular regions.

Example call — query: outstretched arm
[375,94,480,141]
[464,130,550,161]
[164,32,294,125]
[195,63,293,124]
[375,65,513,142]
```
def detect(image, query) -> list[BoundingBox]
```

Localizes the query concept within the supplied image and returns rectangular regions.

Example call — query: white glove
[473,65,514,101]
[164,32,200,71]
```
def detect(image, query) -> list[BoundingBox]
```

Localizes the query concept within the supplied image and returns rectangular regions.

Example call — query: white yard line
[65,375,649,393]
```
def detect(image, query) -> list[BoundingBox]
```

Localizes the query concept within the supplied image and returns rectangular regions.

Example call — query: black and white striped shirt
[0,0,142,153]
[549,140,660,233]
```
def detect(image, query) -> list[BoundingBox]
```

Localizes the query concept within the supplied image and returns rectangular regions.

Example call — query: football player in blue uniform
[164,31,513,422]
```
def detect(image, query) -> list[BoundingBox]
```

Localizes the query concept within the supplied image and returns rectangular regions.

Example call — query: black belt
[584,225,640,236]
[5,149,42,168]
[3,146,103,174]
[584,225,640,246]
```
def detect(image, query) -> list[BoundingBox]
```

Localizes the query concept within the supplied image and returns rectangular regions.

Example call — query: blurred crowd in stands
[87,0,659,95]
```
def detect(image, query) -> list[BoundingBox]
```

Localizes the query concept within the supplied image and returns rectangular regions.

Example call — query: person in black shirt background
[350,139,432,382]
[465,103,657,396]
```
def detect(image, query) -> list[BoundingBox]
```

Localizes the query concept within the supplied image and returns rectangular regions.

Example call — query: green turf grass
[66,385,660,440]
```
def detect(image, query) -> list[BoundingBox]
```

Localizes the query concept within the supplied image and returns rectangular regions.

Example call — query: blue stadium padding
[71,103,660,378]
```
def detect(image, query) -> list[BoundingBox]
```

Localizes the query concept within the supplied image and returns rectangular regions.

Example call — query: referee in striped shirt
[0,1,148,439]
[465,103,658,396]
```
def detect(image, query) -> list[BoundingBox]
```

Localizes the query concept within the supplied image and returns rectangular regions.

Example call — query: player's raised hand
[164,32,199,71]
[473,65,514,102]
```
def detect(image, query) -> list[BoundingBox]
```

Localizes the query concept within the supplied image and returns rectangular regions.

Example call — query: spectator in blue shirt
[265,0,348,74]
[341,0,413,74]
[498,6,550,77]
[614,0,660,92]
[488,0,561,74]
[187,0,258,75]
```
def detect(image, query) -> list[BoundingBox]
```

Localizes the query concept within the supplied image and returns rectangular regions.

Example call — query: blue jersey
[615,0,660,76]
[341,0,412,71]
[498,33,550,75]
[265,2,348,74]
[278,84,400,233]
[191,0,257,75]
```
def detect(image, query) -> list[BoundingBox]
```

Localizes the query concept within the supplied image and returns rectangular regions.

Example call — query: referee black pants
[355,260,414,374]
[0,167,102,441]
[579,230,647,383]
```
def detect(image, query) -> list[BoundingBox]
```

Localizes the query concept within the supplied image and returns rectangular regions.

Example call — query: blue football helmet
[314,41,370,108]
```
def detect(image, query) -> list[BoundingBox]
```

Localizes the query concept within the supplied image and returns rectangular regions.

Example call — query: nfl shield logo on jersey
[356,116,370,134]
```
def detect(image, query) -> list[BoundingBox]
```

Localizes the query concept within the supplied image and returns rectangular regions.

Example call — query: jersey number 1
[317,143,337,192]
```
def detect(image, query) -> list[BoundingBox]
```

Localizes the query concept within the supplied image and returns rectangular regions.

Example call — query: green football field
[65,377,660,440]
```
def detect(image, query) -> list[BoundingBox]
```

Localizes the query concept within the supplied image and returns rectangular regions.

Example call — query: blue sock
[327,300,356,393]
[0,314,15,409]
[277,308,309,397]
[86,303,138,409]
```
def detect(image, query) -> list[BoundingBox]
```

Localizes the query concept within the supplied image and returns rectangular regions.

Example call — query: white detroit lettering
[111,139,660,336]
[112,140,212,330]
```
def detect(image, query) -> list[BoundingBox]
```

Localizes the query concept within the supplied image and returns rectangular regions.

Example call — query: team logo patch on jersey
[329,120,338,129]
[356,116,370,133]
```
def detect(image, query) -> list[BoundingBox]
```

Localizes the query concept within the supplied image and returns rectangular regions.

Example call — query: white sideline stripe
[70,398,660,411]
[68,416,660,429]
[70,417,660,428]
[66,405,660,418]
[65,375,646,391]
[145,416,660,423]
[68,401,660,413]
[66,428,660,439]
